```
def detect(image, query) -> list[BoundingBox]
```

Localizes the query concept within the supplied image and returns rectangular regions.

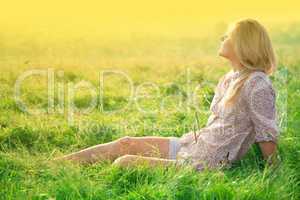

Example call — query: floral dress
[176,69,280,171]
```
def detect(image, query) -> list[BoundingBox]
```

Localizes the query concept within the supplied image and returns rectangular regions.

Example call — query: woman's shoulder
[247,70,269,81]
[242,70,276,98]
[245,71,272,87]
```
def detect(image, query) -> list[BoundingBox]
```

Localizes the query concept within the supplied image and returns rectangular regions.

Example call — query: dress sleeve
[243,75,280,144]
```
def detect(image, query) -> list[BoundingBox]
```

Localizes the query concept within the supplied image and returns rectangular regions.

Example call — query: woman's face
[218,34,236,60]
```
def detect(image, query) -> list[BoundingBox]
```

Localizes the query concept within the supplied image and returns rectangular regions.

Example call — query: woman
[55,18,279,171]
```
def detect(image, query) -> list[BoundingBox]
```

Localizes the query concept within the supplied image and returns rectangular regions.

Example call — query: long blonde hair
[222,18,277,107]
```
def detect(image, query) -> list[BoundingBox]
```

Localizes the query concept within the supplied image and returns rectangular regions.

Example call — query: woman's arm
[243,75,280,166]
[257,141,278,165]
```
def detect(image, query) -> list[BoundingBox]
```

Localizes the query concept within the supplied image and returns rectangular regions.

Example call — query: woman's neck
[230,60,244,72]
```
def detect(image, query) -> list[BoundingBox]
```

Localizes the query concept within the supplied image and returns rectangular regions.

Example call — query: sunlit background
[1,0,299,38]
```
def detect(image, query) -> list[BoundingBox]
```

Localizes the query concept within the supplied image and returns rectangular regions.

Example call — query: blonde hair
[222,18,277,107]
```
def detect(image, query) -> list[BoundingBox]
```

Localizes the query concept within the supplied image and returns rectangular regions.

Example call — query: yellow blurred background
[1,0,299,38]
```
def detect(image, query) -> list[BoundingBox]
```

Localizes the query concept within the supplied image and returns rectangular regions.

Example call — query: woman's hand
[257,141,280,166]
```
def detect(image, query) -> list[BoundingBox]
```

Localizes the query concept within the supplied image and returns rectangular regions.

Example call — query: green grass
[0,22,300,199]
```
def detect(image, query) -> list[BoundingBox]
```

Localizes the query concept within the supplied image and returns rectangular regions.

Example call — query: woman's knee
[112,154,136,167]
[116,136,135,153]
[117,136,133,146]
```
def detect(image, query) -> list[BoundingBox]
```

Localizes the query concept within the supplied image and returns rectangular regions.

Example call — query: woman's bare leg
[54,135,172,164]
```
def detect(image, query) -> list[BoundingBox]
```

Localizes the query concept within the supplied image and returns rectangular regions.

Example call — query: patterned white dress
[176,69,280,171]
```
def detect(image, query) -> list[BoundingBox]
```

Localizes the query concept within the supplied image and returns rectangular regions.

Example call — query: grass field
[0,21,300,199]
